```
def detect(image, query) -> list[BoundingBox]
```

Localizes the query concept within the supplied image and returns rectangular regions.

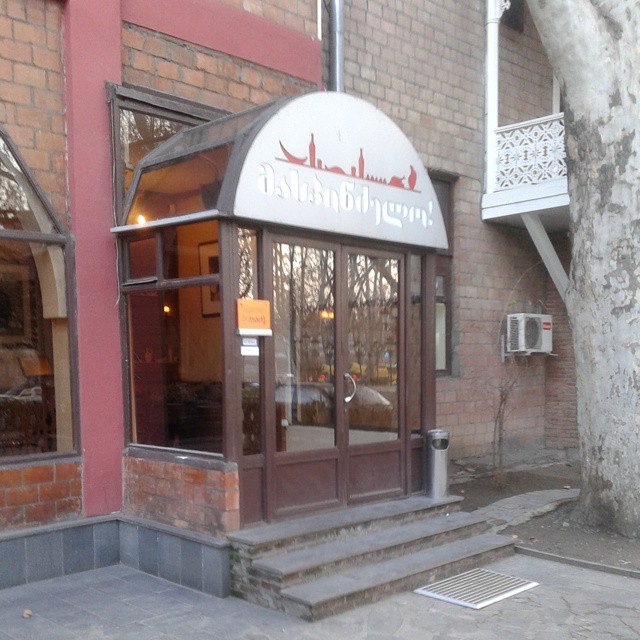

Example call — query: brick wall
[123,456,240,536]
[439,210,549,458]
[0,0,78,533]
[341,0,559,460]
[342,0,486,177]
[499,4,555,125]
[219,0,317,38]
[544,234,578,450]
[0,0,67,220]
[0,461,82,530]
[122,24,313,114]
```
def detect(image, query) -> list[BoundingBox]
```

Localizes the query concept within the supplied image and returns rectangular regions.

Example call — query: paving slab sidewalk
[1,488,637,640]
[476,488,580,531]
[0,555,639,639]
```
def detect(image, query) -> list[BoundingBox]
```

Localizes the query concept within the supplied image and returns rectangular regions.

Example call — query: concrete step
[252,511,488,588]
[228,495,463,558]
[279,533,514,621]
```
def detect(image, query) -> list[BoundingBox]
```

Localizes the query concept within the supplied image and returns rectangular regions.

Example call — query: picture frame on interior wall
[199,241,221,317]
[0,264,31,344]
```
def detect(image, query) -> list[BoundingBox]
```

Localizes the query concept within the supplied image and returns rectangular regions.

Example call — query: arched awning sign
[234,93,448,249]
[120,92,448,251]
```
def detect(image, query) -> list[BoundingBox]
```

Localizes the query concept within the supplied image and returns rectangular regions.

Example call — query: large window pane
[127,286,223,453]
[347,253,399,444]
[0,240,72,456]
[272,243,335,453]
[126,145,232,226]
[239,229,261,455]
[162,220,218,281]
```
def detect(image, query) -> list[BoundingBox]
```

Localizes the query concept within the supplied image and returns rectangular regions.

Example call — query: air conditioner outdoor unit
[506,313,553,354]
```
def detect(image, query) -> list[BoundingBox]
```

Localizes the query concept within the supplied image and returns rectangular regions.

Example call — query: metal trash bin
[426,429,449,499]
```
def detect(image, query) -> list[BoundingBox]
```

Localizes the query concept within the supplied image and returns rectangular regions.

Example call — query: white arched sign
[234,92,448,250]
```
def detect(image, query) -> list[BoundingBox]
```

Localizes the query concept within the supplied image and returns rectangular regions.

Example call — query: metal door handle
[343,372,357,404]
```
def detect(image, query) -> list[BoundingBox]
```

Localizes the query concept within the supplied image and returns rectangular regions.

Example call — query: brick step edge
[229,495,463,557]
[252,512,489,587]
[280,534,514,621]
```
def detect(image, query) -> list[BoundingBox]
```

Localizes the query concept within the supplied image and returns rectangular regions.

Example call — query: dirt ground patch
[504,502,640,572]
[451,461,640,573]
[451,461,580,511]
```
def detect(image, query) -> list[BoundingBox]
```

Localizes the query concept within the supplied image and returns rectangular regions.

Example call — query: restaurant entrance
[117,91,449,530]
[264,237,405,520]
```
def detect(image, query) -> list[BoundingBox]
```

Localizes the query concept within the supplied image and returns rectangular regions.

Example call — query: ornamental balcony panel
[483,113,569,232]
[495,113,566,190]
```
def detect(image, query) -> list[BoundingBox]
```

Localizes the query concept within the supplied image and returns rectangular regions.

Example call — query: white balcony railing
[495,113,566,191]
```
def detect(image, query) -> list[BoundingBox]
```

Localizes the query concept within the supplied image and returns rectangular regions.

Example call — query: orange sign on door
[236,299,272,336]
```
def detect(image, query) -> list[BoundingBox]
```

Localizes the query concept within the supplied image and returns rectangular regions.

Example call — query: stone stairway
[228,496,514,621]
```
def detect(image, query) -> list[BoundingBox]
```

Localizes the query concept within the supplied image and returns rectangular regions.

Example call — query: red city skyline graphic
[278,133,419,192]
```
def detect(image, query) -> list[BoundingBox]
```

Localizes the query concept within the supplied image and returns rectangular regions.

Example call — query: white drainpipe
[486,1,509,193]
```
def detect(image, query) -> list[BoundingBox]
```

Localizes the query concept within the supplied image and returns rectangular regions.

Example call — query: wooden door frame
[266,232,344,520]
[341,244,407,505]
[237,225,437,525]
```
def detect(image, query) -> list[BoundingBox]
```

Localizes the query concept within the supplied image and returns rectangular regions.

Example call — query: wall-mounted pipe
[329,0,344,92]
[485,0,501,194]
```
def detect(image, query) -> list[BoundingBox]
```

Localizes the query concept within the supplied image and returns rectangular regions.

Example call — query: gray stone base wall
[0,515,230,597]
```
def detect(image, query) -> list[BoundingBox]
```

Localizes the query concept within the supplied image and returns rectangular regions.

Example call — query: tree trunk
[527,0,640,536]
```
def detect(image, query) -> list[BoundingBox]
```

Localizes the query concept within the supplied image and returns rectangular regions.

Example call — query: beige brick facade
[544,235,578,449]
[339,0,574,459]
[223,0,317,38]
[499,4,555,125]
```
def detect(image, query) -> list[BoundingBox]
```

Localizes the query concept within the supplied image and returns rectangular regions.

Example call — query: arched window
[0,127,73,458]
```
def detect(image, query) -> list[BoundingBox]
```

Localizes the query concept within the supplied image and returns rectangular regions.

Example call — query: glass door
[268,239,343,518]
[265,239,406,520]
[272,242,337,454]
[345,252,400,445]
[344,249,405,501]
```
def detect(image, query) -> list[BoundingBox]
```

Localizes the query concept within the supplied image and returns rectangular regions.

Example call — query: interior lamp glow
[136,214,146,225]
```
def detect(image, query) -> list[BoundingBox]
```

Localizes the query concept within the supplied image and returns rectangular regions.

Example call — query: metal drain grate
[414,568,539,609]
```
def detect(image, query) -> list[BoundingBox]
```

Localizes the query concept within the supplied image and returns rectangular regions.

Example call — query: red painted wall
[122,0,322,86]
[63,0,123,515]
[62,0,322,517]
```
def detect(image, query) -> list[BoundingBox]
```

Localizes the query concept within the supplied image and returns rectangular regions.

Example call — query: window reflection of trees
[271,248,399,386]
[348,255,398,385]
[119,110,187,198]
[238,229,257,300]
[238,229,262,453]
[0,132,71,457]
[0,144,28,231]
[0,138,55,234]
[272,244,335,384]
